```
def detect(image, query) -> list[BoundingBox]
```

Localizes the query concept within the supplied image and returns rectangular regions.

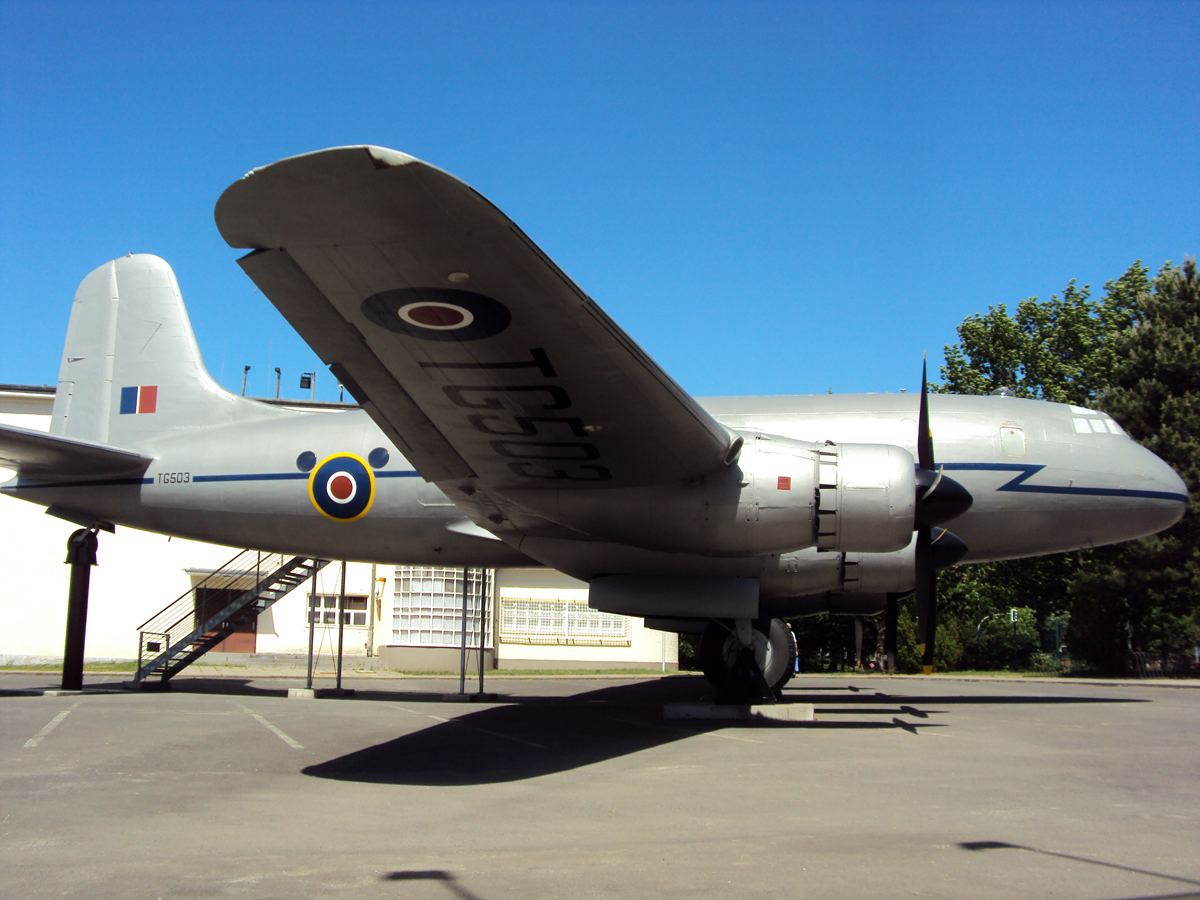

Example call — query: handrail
[136,548,286,637]
[134,552,320,682]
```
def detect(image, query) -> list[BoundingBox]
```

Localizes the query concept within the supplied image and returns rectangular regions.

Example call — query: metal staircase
[134,549,330,684]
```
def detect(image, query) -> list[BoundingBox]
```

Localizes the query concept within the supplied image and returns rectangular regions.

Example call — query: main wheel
[699,618,797,693]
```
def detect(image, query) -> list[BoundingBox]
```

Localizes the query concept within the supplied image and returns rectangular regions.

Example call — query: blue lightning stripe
[940,462,1188,503]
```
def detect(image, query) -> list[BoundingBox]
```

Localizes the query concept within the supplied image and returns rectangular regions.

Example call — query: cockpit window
[1001,426,1026,458]
[1072,415,1127,436]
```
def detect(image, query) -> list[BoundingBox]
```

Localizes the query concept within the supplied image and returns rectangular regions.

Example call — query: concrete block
[288,688,315,700]
[439,692,501,702]
[664,702,815,722]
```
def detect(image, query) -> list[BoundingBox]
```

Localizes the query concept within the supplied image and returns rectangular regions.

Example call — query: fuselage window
[1001,426,1026,458]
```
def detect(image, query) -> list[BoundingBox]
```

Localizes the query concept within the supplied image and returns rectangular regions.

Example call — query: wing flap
[216,146,739,493]
[0,423,152,481]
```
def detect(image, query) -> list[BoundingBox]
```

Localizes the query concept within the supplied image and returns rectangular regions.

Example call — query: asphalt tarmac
[1,671,1198,900]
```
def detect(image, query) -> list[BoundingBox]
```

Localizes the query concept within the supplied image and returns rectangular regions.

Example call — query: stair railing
[134,548,291,680]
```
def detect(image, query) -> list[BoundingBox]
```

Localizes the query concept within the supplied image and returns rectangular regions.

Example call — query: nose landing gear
[698,618,797,703]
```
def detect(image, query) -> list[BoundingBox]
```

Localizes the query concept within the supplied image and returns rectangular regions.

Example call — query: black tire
[699,618,797,693]
[773,621,798,692]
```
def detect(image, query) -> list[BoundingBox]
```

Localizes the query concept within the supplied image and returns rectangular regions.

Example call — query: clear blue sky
[2,1,1197,402]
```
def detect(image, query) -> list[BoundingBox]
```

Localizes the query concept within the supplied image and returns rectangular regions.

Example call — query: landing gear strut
[699,618,797,703]
[62,528,99,691]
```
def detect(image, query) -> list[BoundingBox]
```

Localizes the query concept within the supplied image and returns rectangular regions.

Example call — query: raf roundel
[308,453,375,522]
[361,288,511,342]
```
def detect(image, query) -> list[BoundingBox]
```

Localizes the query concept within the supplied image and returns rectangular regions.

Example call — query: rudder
[51,254,268,448]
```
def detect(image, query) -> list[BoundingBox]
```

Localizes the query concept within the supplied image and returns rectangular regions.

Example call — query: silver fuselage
[3,391,1185,615]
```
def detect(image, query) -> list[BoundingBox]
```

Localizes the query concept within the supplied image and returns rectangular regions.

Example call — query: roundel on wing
[308,453,375,521]
[361,288,511,342]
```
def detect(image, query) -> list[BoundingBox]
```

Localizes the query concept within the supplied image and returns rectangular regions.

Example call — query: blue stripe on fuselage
[4,471,422,490]
[191,470,420,483]
[940,462,1188,503]
[12,465,1179,503]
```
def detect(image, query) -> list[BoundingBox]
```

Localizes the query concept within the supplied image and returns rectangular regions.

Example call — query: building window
[498,588,631,646]
[309,594,368,627]
[392,567,493,648]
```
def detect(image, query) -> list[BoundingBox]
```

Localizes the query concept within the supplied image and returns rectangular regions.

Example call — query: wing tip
[240,145,420,182]
[215,145,427,249]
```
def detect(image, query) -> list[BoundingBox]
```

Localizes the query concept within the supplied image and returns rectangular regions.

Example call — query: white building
[0,386,676,673]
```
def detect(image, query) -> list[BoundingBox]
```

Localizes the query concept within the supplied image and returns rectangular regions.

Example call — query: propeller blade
[914,525,940,676]
[920,568,938,676]
[911,357,964,676]
[914,525,932,645]
[917,355,935,471]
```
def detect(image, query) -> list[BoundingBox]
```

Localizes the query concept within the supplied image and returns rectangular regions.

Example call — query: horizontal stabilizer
[0,423,152,481]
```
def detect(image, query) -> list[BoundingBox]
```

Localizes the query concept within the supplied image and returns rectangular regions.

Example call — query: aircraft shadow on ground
[300,677,1145,787]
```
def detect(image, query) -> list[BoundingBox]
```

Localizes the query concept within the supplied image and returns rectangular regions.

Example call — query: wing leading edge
[215,146,740,497]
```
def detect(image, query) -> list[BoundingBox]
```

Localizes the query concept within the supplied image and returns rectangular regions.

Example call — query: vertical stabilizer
[51,254,279,448]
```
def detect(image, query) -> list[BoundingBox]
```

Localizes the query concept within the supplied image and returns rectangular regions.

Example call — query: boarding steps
[133,549,330,684]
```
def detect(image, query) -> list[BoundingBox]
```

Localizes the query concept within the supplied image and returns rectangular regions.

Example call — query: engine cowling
[499,432,917,558]
[813,441,916,553]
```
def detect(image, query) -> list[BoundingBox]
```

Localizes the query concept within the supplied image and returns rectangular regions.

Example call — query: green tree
[966,607,1039,669]
[1069,258,1200,672]
[936,263,1155,669]
[940,265,1147,405]
[894,598,963,673]
[937,554,1081,639]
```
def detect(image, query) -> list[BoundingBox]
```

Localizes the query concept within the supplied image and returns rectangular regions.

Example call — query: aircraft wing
[215,146,740,493]
[0,423,152,481]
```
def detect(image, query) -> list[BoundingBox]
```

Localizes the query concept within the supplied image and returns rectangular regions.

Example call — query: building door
[194,587,257,653]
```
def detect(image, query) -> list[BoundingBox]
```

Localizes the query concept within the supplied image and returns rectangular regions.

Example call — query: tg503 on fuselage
[0,146,1185,692]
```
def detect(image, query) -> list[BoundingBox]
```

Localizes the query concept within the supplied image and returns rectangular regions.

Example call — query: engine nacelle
[761,540,918,618]
[500,432,916,558]
[814,442,916,553]
[764,540,916,600]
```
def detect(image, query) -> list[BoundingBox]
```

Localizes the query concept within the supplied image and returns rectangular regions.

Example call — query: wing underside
[215,146,740,503]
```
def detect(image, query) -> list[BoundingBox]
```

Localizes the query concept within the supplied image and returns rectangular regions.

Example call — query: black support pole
[305,565,317,690]
[62,529,98,691]
[336,561,346,691]
[885,594,899,676]
[458,567,469,695]
[478,572,487,695]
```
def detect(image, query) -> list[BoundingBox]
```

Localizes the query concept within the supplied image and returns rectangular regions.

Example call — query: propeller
[886,358,972,675]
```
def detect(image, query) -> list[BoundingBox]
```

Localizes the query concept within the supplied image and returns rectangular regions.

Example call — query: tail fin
[50,254,270,448]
